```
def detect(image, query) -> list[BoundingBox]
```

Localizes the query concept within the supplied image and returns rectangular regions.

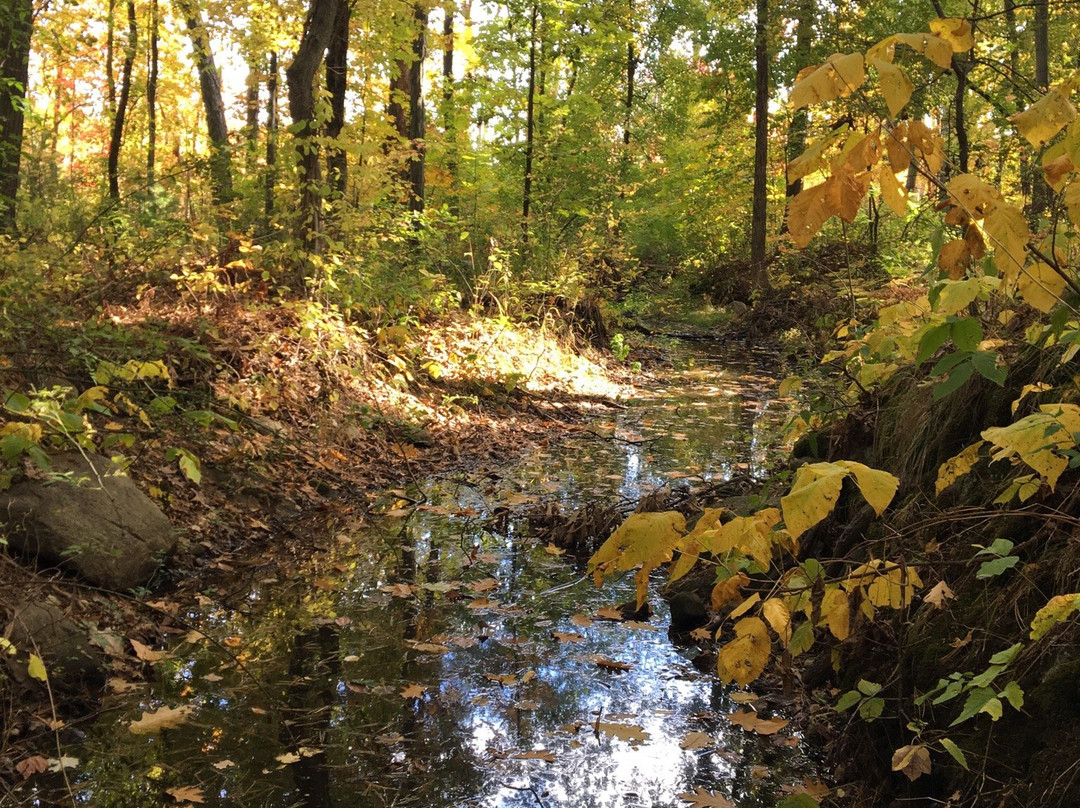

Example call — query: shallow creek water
[39,340,820,808]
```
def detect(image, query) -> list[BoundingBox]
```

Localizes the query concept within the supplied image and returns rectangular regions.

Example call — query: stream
[29,340,822,808]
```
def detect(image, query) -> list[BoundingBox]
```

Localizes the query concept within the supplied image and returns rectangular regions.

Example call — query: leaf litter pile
[10,340,821,808]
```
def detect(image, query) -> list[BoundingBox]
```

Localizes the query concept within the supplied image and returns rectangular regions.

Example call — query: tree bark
[0,0,33,232]
[264,52,278,225]
[325,0,350,197]
[285,0,340,257]
[406,2,426,213]
[1029,0,1052,219]
[176,0,233,205]
[147,0,159,186]
[441,5,457,208]
[749,0,770,290]
[522,1,538,242]
[107,0,135,201]
[785,0,813,199]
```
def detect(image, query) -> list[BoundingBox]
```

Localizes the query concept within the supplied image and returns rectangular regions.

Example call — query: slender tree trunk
[0,0,32,232]
[1029,0,1052,218]
[325,0,350,198]
[522,1,538,242]
[442,6,457,208]
[285,0,340,261]
[623,15,637,149]
[106,0,116,111]
[244,63,260,151]
[785,0,813,200]
[177,0,233,205]
[749,0,770,290]
[406,2,426,213]
[264,52,278,225]
[147,0,158,186]
[107,0,135,201]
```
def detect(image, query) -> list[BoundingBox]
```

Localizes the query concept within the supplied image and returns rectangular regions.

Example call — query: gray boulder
[0,452,176,591]
[7,599,106,690]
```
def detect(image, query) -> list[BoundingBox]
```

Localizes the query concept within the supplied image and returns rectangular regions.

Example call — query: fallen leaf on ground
[129,705,194,735]
[16,756,48,779]
[130,639,173,663]
[552,631,585,644]
[165,785,205,803]
[726,709,789,735]
[677,786,734,807]
[786,778,830,798]
[680,731,715,750]
[46,757,78,772]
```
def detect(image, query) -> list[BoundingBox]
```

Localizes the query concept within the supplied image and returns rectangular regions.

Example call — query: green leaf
[27,653,47,682]
[969,664,1004,688]
[932,679,964,705]
[1,433,31,463]
[1000,680,1024,710]
[951,686,997,725]
[950,317,983,352]
[933,361,974,400]
[859,697,885,720]
[976,555,1019,579]
[940,737,969,770]
[777,795,819,808]
[988,643,1023,665]
[835,690,862,712]
[916,322,952,364]
[977,538,1016,557]
[857,679,883,696]
[789,620,815,656]
[971,351,1007,385]
[4,392,31,412]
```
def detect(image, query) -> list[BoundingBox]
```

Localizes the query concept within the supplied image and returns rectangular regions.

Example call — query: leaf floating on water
[15,756,48,779]
[275,752,300,764]
[211,760,235,770]
[468,597,498,609]
[552,631,585,644]
[622,620,657,631]
[514,700,540,711]
[726,709,789,735]
[595,606,625,621]
[448,635,479,648]
[128,705,194,735]
[512,749,556,762]
[485,673,520,686]
[467,577,498,592]
[680,731,715,750]
[595,722,650,745]
[587,655,632,672]
[677,786,735,807]
[729,691,760,704]
[381,583,415,598]
[47,756,79,773]
[407,641,451,654]
[375,734,407,745]
[399,684,428,698]
[165,785,205,803]
[543,543,566,556]
[571,614,593,628]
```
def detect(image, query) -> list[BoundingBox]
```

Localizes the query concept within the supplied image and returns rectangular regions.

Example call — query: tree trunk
[406,2,426,213]
[749,0,770,291]
[107,0,135,202]
[285,0,340,259]
[1029,0,1052,219]
[0,0,33,232]
[441,5,457,208]
[325,0,349,198]
[264,52,278,225]
[522,1,538,242]
[147,0,158,186]
[176,0,233,205]
[785,0,813,199]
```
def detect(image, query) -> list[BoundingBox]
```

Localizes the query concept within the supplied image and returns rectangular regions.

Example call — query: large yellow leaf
[869,57,913,117]
[588,511,687,607]
[828,166,872,222]
[711,572,750,611]
[1066,180,1080,229]
[762,598,792,643]
[928,18,974,52]
[894,32,953,69]
[982,203,1029,288]
[908,121,945,174]
[891,744,932,781]
[938,239,971,279]
[885,122,910,172]
[716,617,771,686]
[787,182,834,248]
[866,563,923,608]
[879,164,908,216]
[1011,88,1077,148]
[788,128,847,183]
[1030,593,1080,640]
[947,174,1000,219]
[819,587,850,640]
[669,508,726,583]
[936,441,985,494]
[982,404,1080,489]
[781,462,849,539]
[1043,154,1076,192]
[789,52,866,110]
[1018,262,1067,313]
[704,509,780,570]
[835,460,900,516]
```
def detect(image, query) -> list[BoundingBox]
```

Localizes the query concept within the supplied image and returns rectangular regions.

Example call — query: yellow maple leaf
[1043,154,1076,192]
[937,239,972,279]
[1065,180,1080,229]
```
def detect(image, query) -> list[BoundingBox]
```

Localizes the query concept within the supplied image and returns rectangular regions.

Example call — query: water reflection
[29,341,814,808]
